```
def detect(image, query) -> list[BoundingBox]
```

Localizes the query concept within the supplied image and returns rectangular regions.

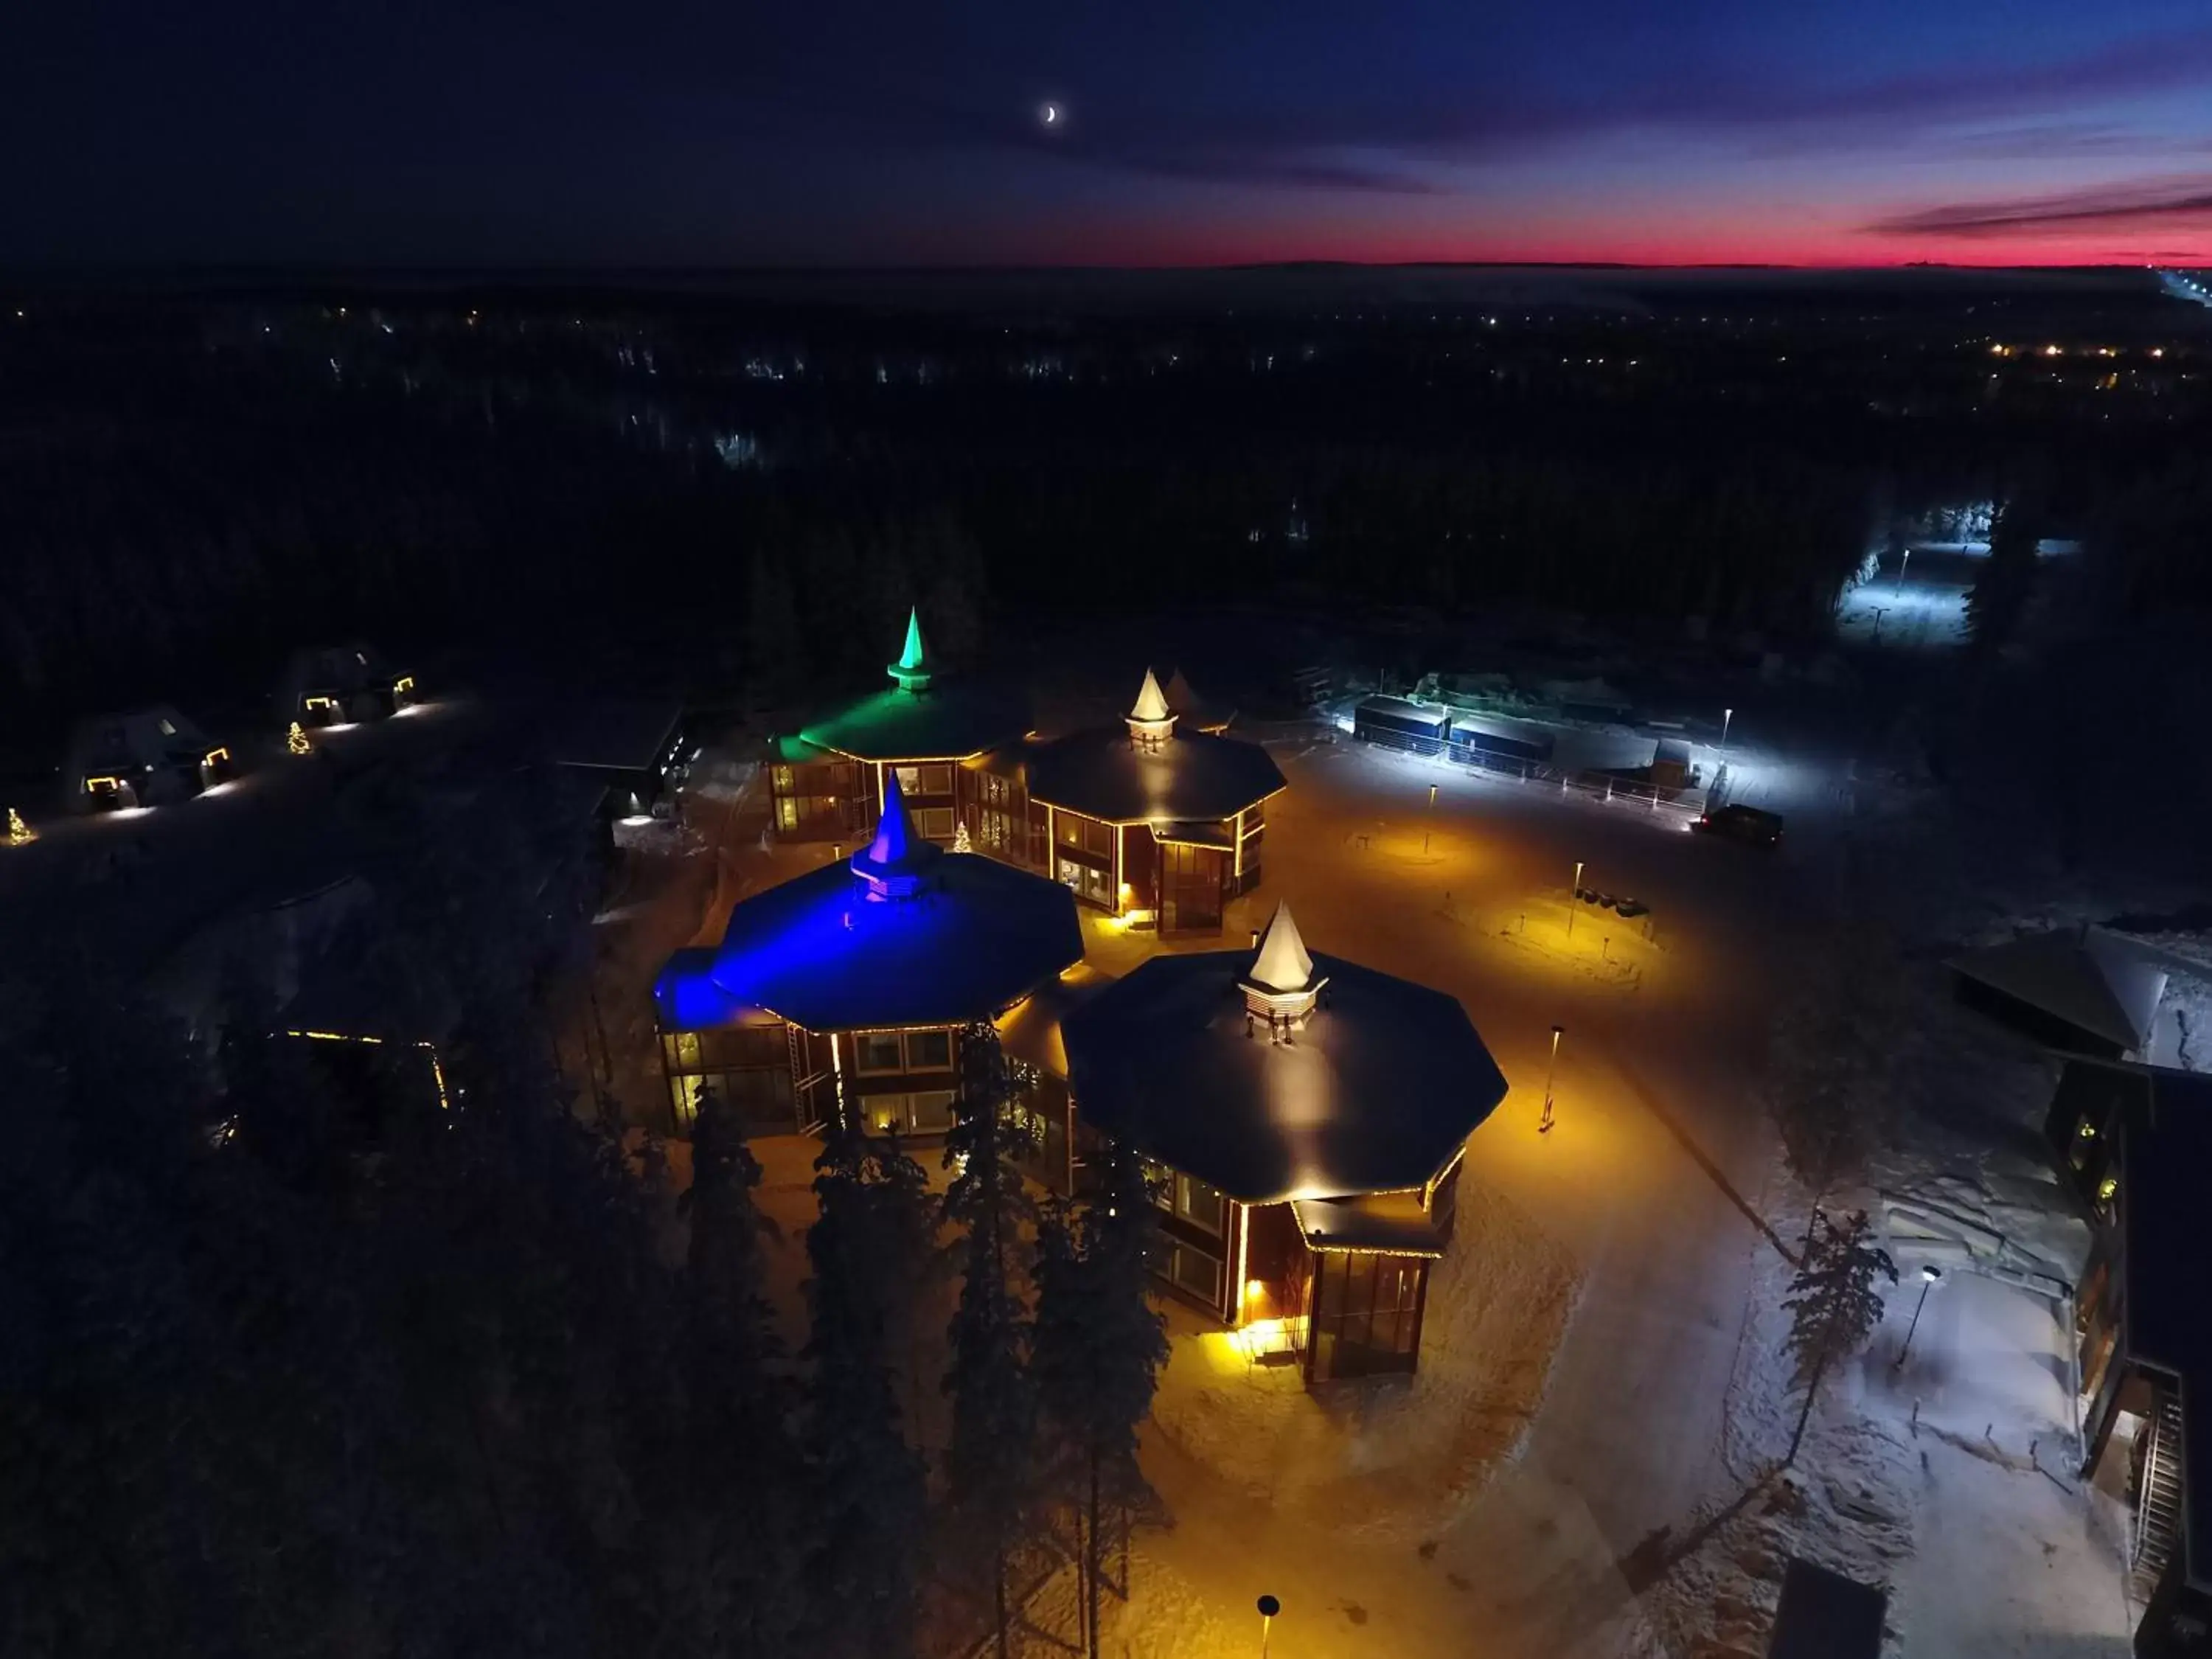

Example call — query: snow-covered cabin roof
[66,706,215,776]
[655,771,1082,1034]
[546,698,686,775]
[1948,927,2167,1056]
[1060,939,1508,1204]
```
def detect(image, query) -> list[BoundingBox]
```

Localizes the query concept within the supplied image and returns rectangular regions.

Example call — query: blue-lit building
[653,769,1084,1136]
[1054,902,1510,1384]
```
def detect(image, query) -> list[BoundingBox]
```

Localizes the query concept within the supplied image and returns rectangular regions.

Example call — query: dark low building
[276,642,417,729]
[653,770,1085,1137]
[768,609,1029,846]
[1057,902,1509,1384]
[970,669,1287,933]
[1353,695,1451,757]
[1950,927,2166,1060]
[2053,1061,2212,1652]
[66,705,234,810]
[547,698,691,822]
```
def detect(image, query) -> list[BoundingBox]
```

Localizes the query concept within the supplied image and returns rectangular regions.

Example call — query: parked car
[1692,804,1784,847]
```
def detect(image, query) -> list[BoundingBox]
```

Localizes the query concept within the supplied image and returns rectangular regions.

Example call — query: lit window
[1178,1175,1225,1236]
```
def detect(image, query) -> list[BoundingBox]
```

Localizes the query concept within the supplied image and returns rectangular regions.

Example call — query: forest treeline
[1,302,2206,735]
[0,790,1164,1659]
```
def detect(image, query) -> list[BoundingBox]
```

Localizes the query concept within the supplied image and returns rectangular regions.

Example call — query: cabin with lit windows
[768,609,1029,847]
[1051,902,1509,1385]
[653,769,1084,1138]
[66,705,234,810]
[276,643,417,730]
[2046,1061,2212,1652]
[970,668,1286,934]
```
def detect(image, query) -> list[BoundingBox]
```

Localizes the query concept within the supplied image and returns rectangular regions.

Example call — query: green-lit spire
[886,607,934,692]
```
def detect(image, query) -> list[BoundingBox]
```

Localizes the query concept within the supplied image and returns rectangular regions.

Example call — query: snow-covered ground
[1035,733,2150,1658]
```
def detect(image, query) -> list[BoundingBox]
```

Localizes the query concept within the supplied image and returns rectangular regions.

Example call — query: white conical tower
[1242,900,1326,1022]
[1126,667,1177,750]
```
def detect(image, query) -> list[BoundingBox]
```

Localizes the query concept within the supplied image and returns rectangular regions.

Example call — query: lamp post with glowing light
[1539,1023,1563,1135]
[1566,860,1584,939]
[1256,1595,1281,1658]
[1720,706,1733,756]
[1894,1265,1942,1370]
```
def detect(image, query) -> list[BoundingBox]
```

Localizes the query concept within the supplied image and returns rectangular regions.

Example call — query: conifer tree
[1781,1208,1897,1467]
[1032,1138,1169,1659]
[941,1020,1036,1658]
[802,1110,931,1659]
[678,1083,806,1656]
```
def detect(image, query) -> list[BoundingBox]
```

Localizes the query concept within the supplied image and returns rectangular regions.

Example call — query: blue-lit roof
[1060,947,1508,1203]
[653,795,1084,1034]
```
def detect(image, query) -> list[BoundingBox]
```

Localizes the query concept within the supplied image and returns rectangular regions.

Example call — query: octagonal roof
[654,776,1082,1033]
[1060,938,1508,1203]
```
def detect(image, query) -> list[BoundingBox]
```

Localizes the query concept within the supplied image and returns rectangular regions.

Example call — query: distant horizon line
[1,257,2196,284]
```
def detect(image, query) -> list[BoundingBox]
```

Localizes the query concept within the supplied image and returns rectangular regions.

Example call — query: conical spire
[1249,901,1315,992]
[886,607,934,692]
[1130,667,1171,723]
[851,767,942,899]
[1126,667,1177,749]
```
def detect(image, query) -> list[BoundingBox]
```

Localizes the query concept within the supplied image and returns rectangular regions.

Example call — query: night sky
[8,0,2212,268]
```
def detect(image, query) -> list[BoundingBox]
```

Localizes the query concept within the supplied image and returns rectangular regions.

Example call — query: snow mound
[1148,1176,1583,1545]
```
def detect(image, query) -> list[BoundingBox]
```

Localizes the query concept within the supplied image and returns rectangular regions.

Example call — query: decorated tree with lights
[942,1020,1037,1659]
[286,720,312,755]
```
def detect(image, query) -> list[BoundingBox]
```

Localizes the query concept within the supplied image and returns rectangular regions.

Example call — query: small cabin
[67,706,232,810]
[276,643,417,729]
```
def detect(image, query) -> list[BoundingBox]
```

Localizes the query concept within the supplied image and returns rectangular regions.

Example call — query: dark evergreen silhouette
[941,1020,1037,1659]
[1966,493,2044,653]
[1781,1208,1897,1467]
[1032,1136,1169,1659]
[801,1110,932,1659]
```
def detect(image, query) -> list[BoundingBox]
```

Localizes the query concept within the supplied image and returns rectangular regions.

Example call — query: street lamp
[1257,1595,1281,1658]
[1539,1023,1563,1135]
[1720,706,1733,755]
[1894,1265,1942,1370]
[1566,860,1584,939]
[1896,546,1911,594]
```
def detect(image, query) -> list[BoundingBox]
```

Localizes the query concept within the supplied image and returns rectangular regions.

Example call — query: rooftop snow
[1948,927,2168,1054]
[1023,725,1287,825]
[1060,945,1508,1204]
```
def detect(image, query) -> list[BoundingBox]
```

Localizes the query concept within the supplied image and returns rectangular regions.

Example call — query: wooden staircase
[2132,1386,2187,1602]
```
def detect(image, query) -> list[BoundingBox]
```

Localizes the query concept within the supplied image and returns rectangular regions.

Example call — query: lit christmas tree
[287,722,312,755]
[953,820,972,855]
[6,807,32,846]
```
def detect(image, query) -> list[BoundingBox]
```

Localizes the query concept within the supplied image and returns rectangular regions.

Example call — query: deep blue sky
[7,0,2212,266]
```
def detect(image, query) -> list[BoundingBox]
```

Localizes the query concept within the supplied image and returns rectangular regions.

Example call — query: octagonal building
[1057,902,1509,1383]
[655,768,1083,1136]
